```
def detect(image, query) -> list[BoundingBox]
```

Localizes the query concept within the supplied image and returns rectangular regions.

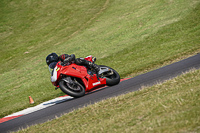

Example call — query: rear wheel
[59,78,85,98]
[99,65,120,86]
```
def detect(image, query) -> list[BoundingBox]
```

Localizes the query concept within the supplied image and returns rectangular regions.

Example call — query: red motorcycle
[48,56,120,97]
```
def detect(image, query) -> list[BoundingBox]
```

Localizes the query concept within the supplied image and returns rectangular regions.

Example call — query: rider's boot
[88,61,100,73]
[92,57,96,63]
[88,61,100,80]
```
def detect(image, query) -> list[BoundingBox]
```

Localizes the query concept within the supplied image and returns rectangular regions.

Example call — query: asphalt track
[0,53,200,133]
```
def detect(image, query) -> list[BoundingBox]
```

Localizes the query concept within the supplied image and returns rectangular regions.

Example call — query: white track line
[0,96,73,123]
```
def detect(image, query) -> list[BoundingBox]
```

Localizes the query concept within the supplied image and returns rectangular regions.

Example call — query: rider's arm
[59,54,76,65]
[64,54,75,63]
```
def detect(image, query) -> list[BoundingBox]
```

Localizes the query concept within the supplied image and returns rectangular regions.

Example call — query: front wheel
[59,78,85,98]
[99,65,120,86]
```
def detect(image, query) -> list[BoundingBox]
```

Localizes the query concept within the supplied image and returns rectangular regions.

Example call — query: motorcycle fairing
[51,66,58,82]
[52,63,106,91]
[60,64,88,78]
[84,74,106,91]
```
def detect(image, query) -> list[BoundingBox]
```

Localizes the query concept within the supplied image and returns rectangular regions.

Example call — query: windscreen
[48,62,57,75]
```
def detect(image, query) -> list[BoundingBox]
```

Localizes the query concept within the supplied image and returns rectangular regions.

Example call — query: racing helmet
[46,53,59,67]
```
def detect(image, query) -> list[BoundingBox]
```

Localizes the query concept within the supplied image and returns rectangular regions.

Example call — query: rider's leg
[75,58,100,72]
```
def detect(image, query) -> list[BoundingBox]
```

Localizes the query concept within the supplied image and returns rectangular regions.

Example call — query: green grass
[0,0,200,122]
[17,69,200,133]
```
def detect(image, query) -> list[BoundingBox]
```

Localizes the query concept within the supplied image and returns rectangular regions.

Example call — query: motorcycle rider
[46,53,100,73]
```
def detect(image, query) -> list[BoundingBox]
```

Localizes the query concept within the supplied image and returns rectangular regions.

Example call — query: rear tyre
[99,65,120,86]
[59,79,85,98]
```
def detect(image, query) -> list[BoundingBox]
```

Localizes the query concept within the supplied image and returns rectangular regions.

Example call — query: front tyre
[59,79,85,98]
[99,65,120,86]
